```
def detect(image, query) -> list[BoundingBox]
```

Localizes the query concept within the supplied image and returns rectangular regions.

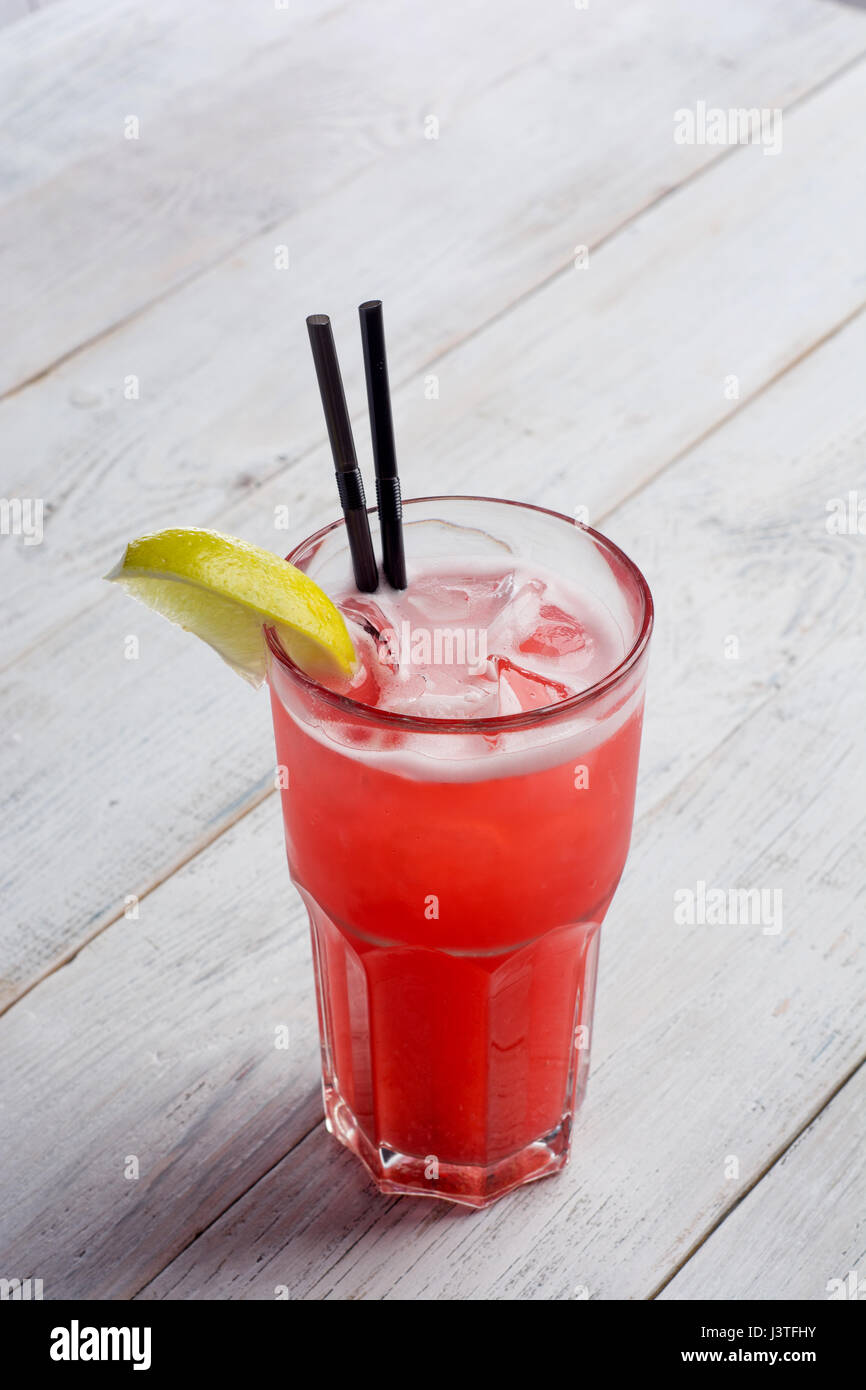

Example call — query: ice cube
[345,649,382,707]
[518,602,591,661]
[339,595,402,673]
[485,577,544,650]
[380,671,428,713]
[493,655,575,716]
[413,683,501,719]
[339,594,389,639]
[403,570,515,626]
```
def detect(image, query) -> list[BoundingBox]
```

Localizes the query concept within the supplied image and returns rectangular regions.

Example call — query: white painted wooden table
[1,0,864,1302]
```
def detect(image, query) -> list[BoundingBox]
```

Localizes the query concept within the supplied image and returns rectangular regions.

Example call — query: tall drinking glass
[267,497,652,1207]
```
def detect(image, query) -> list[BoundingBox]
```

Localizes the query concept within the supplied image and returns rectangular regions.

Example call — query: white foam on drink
[272,557,645,783]
[284,673,645,784]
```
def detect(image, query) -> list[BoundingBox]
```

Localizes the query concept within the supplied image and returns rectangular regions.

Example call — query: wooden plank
[658,1064,866,1300]
[2,67,866,1007]
[137,614,866,1301]
[0,308,863,1298]
[0,0,695,393]
[0,0,346,202]
[3,3,866,647]
[0,1,31,32]
[0,801,326,1299]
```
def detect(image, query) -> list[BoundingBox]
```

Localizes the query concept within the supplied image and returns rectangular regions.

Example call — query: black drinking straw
[306,314,379,593]
[358,300,407,590]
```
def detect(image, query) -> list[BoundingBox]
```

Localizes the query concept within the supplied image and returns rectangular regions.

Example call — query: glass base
[323,1084,573,1209]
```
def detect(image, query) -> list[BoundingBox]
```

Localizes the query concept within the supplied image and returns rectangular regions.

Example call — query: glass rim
[265,494,654,734]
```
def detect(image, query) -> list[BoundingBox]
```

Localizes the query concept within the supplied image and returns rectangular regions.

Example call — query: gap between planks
[4,286,863,1026]
[3,38,865,422]
[124,1109,331,1298]
[3,273,861,1023]
[647,1054,866,1300]
[5,41,866,683]
[127,828,866,1301]
[67,597,866,1298]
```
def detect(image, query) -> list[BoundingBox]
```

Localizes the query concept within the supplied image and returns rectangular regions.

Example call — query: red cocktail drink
[267,497,652,1206]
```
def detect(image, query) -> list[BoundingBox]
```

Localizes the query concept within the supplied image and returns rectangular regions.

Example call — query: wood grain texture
[2,0,864,1302]
[0,0,346,204]
[658,1064,866,1301]
[3,1,866,651]
[0,801,325,1299]
[2,61,865,1008]
[136,615,863,1301]
[0,306,863,1299]
[0,0,734,393]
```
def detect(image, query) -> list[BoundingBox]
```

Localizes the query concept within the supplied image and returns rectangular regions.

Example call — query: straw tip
[306,313,330,328]
[358,300,382,315]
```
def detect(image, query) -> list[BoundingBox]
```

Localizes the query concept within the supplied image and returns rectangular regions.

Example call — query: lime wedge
[105,528,355,687]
